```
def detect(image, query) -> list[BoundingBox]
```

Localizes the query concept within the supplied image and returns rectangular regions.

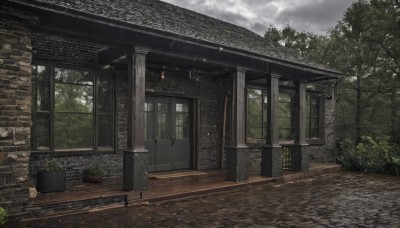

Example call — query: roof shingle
[31,0,339,74]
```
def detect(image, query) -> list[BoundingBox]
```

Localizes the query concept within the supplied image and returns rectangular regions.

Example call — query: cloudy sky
[162,0,355,35]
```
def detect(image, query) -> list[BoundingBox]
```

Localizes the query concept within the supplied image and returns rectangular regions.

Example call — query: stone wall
[0,3,34,217]
[29,152,123,182]
[309,82,336,163]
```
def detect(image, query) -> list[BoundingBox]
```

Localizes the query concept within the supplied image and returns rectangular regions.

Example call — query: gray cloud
[276,0,353,34]
[162,0,355,35]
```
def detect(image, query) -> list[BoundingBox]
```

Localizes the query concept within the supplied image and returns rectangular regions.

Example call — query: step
[21,193,128,221]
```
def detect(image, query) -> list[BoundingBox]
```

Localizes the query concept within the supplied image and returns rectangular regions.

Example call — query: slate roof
[26,0,340,74]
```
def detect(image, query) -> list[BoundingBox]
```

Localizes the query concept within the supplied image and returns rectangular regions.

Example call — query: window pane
[157,103,170,139]
[36,81,50,111]
[36,113,50,150]
[145,101,154,140]
[307,96,320,139]
[37,65,50,80]
[98,87,112,113]
[280,129,292,139]
[280,117,292,129]
[55,83,93,113]
[247,89,263,142]
[176,103,188,112]
[175,112,188,139]
[55,68,94,85]
[145,102,153,112]
[279,93,293,139]
[54,113,93,149]
[98,114,113,147]
[32,65,37,77]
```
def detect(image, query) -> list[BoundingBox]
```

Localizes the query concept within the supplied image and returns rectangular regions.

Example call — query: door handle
[154,137,158,143]
[171,136,176,145]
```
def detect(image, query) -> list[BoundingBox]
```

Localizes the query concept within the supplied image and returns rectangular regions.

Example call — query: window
[246,88,267,143]
[31,65,114,150]
[279,92,296,140]
[306,96,320,139]
[245,87,322,144]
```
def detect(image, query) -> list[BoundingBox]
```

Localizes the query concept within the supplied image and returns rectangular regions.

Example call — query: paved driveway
[11,172,400,227]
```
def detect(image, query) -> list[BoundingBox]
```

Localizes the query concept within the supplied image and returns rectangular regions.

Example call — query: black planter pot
[36,171,66,193]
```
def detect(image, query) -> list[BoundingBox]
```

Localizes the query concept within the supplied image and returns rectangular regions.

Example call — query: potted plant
[0,207,7,226]
[83,166,104,183]
[36,159,66,193]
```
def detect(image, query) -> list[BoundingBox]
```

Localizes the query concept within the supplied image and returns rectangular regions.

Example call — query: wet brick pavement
[9,172,400,227]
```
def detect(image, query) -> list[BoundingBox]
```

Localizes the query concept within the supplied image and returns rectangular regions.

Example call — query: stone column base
[123,149,148,191]
[292,144,309,171]
[261,146,283,177]
[226,147,249,182]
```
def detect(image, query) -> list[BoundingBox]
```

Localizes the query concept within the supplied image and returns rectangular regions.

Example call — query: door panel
[145,96,191,172]
[155,99,172,171]
[172,99,190,169]
[144,98,156,172]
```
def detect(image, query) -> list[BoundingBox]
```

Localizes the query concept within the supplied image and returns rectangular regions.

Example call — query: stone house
[0,0,340,218]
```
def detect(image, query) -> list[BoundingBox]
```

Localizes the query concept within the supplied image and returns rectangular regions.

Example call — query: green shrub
[337,137,400,176]
[0,207,7,226]
[356,136,391,173]
[42,159,64,172]
[336,139,360,170]
[83,166,103,177]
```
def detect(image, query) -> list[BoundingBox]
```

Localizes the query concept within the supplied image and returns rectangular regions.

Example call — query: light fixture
[160,70,166,80]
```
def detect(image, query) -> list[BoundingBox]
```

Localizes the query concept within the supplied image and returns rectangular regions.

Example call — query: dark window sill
[30,148,117,157]
[246,138,324,148]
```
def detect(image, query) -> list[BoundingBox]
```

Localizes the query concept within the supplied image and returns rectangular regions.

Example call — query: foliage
[337,137,400,175]
[83,166,104,177]
[0,207,7,226]
[42,159,64,172]
[263,0,400,147]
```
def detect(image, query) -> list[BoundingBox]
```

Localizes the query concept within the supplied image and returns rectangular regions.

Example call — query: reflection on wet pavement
[13,172,400,227]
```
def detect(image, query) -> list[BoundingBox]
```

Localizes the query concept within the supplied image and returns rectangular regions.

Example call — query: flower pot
[85,176,103,183]
[36,171,66,193]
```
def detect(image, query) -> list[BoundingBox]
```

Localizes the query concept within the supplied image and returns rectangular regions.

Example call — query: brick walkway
[7,171,400,227]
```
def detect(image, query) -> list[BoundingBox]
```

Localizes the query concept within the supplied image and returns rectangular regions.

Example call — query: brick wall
[32,32,105,70]
[0,3,34,217]
[29,152,122,182]
[116,69,231,170]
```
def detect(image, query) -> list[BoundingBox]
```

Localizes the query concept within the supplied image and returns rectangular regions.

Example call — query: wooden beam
[266,73,280,146]
[295,81,307,144]
[231,67,246,147]
[99,47,130,65]
[126,47,149,150]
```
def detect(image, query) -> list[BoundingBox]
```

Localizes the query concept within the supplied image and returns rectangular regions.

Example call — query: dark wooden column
[226,67,249,182]
[261,73,283,177]
[123,47,149,191]
[293,80,309,171]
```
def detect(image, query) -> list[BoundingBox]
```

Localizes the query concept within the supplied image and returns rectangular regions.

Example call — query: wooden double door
[145,96,191,172]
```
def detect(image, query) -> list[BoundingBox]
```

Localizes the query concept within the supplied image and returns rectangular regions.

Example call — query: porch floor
[28,163,341,208]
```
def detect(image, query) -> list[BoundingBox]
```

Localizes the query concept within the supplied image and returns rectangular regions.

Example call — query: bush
[83,166,103,177]
[337,137,400,175]
[336,139,359,170]
[0,207,7,226]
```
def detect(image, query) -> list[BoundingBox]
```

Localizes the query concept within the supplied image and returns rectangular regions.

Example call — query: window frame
[31,65,116,152]
[245,85,324,145]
